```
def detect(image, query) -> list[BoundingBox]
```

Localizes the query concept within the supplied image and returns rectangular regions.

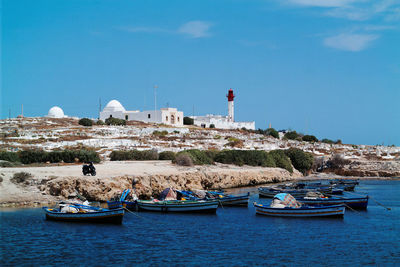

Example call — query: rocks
[44,168,302,202]
[331,160,400,177]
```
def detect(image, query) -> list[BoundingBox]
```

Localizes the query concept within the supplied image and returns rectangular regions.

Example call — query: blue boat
[107,189,134,210]
[136,199,219,213]
[297,195,368,209]
[43,203,124,224]
[254,193,345,218]
[178,190,250,206]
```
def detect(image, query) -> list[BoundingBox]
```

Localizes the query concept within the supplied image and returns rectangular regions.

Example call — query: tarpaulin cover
[273,193,301,208]
[159,188,177,201]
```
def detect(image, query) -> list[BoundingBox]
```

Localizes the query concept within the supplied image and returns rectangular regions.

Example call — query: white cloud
[323,33,379,51]
[178,21,212,38]
[286,0,357,7]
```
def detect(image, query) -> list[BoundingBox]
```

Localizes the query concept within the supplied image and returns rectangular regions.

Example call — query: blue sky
[1,0,399,145]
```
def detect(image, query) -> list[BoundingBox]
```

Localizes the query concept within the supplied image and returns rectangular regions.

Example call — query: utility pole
[99,98,101,119]
[21,104,23,118]
[154,85,158,122]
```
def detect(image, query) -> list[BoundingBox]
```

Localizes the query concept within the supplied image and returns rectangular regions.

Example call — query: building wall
[101,108,183,126]
[193,115,255,130]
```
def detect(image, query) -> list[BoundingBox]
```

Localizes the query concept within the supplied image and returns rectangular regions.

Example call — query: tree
[79,118,93,127]
[284,131,299,140]
[209,124,215,128]
[265,128,279,139]
[183,117,194,125]
[302,135,318,142]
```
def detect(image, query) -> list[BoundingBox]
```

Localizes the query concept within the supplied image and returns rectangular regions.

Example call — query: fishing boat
[254,193,345,218]
[297,195,368,209]
[258,187,316,198]
[254,203,345,217]
[107,189,137,210]
[136,199,219,213]
[43,203,124,224]
[178,190,250,207]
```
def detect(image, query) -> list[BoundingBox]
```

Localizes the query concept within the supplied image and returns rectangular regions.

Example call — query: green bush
[265,128,279,139]
[153,130,168,137]
[159,151,176,160]
[183,117,194,125]
[105,117,126,126]
[176,149,213,165]
[96,120,105,125]
[214,150,277,168]
[110,150,158,161]
[78,118,93,127]
[269,150,293,173]
[302,135,318,142]
[18,150,100,164]
[174,153,193,166]
[285,148,314,174]
[321,138,335,144]
[209,124,215,128]
[0,151,20,162]
[284,131,299,140]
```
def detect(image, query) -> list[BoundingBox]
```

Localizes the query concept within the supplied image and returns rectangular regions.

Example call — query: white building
[191,89,255,130]
[100,100,184,126]
[47,106,66,118]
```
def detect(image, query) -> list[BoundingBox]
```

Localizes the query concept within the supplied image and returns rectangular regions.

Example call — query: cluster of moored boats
[43,179,365,224]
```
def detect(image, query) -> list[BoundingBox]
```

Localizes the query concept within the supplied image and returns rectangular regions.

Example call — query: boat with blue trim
[43,202,124,224]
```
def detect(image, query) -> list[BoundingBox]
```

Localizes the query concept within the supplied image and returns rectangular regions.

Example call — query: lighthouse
[227,88,235,122]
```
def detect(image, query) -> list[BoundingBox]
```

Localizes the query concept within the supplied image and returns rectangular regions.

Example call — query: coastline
[1,161,399,209]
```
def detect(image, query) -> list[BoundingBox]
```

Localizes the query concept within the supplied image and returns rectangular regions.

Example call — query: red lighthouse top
[227,89,235,101]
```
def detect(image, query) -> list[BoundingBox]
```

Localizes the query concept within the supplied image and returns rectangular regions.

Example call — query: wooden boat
[107,200,123,209]
[258,187,316,198]
[122,200,137,210]
[207,192,250,206]
[254,202,345,217]
[43,203,124,224]
[178,190,250,207]
[297,195,368,209]
[136,199,219,213]
[107,189,136,210]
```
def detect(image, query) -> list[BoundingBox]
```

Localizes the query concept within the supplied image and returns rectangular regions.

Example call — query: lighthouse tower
[227,88,235,122]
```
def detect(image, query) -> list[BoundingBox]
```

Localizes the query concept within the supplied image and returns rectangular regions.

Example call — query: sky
[1,0,399,146]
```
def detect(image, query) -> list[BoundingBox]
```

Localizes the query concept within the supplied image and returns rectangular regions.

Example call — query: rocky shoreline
[1,160,399,208]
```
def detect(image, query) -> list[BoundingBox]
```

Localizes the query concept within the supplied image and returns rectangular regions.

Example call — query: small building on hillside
[191,89,255,130]
[47,106,67,118]
[99,100,184,126]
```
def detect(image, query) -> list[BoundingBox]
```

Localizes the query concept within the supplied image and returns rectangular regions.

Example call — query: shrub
[110,150,158,161]
[105,117,126,126]
[285,148,314,174]
[265,128,279,139]
[327,154,350,169]
[11,172,32,184]
[18,149,100,164]
[284,131,299,140]
[183,117,194,125]
[302,135,318,142]
[159,151,176,160]
[174,153,194,166]
[176,149,213,165]
[335,139,342,144]
[96,120,105,125]
[0,151,20,162]
[78,118,93,127]
[321,138,335,144]
[209,124,215,128]
[214,150,276,168]
[226,137,243,148]
[269,150,293,173]
[0,161,22,167]
[153,130,168,137]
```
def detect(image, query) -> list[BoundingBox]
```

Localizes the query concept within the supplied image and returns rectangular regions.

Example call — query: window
[177,117,180,122]
[148,114,151,119]
[166,116,169,121]
[109,115,112,118]
[125,115,128,120]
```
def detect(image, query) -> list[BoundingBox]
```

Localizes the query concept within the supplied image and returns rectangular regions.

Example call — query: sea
[1,179,399,266]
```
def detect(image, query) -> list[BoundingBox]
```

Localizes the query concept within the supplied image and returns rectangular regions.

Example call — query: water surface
[1,180,399,266]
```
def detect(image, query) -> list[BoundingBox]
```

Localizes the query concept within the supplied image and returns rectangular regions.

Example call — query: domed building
[100,99,184,126]
[47,106,65,118]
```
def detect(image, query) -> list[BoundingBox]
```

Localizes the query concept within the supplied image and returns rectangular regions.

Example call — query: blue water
[1,180,400,266]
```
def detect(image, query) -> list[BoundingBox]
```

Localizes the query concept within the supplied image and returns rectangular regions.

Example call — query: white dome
[103,100,126,112]
[47,106,65,118]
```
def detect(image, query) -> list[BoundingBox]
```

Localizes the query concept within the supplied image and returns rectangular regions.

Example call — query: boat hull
[137,200,219,213]
[122,201,137,210]
[107,200,123,209]
[217,194,250,206]
[254,203,345,217]
[298,196,368,209]
[43,207,124,224]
